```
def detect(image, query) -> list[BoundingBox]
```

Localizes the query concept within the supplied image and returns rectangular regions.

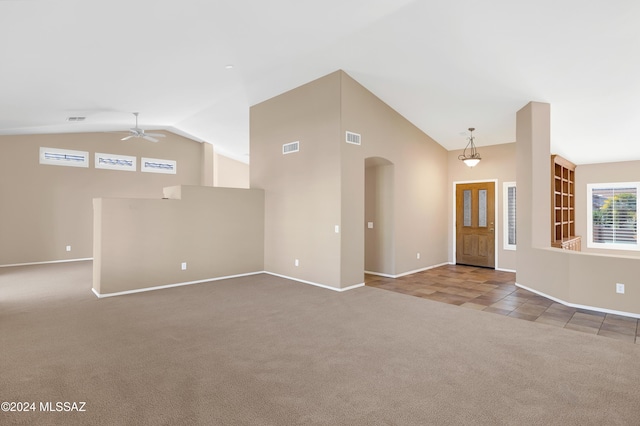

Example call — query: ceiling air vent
[66,116,86,122]
[346,131,361,145]
[283,141,299,155]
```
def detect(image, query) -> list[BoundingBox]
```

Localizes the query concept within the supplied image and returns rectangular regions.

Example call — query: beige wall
[448,143,517,271]
[201,142,215,186]
[516,102,640,316]
[251,72,343,288]
[93,185,264,295]
[340,72,449,284]
[0,132,202,266]
[250,70,449,289]
[575,160,640,257]
[214,152,250,188]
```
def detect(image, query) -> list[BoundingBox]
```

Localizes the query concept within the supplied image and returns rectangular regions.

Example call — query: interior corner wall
[0,132,202,266]
[516,102,640,316]
[448,143,516,271]
[340,71,449,283]
[201,142,215,186]
[250,71,343,288]
[516,102,570,300]
[214,152,250,189]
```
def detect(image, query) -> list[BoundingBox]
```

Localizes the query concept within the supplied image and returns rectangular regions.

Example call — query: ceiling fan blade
[144,133,165,137]
[121,135,134,141]
[143,135,159,143]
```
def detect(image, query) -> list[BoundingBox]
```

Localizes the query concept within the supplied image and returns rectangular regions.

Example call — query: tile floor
[365,264,640,344]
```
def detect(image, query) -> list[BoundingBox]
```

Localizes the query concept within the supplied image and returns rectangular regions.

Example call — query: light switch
[367,222,374,229]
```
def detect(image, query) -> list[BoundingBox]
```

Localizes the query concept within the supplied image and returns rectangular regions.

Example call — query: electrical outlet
[417,252,421,259]
[616,283,625,294]
[335,225,340,233]
[66,245,71,252]
[181,262,187,271]
[295,259,299,267]
[367,222,374,229]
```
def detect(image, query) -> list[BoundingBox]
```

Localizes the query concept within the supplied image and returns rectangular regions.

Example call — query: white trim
[92,271,264,298]
[503,181,517,251]
[452,180,499,267]
[495,267,516,273]
[264,271,364,292]
[364,271,395,278]
[515,282,640,319]
[0,258,93,268]
[365,262,450,279]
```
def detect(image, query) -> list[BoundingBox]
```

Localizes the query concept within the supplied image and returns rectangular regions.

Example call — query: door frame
[452,179,498,267]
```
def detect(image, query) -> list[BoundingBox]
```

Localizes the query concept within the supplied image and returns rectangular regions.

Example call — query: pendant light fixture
[458,127,481,167]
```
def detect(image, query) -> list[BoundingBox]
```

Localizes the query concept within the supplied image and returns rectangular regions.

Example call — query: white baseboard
[496,267,517,273]
[264,271,364,292]
[92,271,264,298]
[366,262,450,279]
[0,258,93,268]
[515,282,640,319]
[364,271,395,278]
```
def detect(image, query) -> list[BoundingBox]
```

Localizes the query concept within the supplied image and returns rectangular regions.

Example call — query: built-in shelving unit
[551,154,581,251]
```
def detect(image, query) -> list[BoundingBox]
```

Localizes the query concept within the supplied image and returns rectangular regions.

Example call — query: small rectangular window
[141,157,177,174]
[503,182,516,250]
[95,153,137,172]
[39,147,89,168]
[587,182,638,250]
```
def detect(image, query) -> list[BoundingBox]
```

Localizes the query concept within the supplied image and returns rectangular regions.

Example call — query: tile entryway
[366,265,640,344]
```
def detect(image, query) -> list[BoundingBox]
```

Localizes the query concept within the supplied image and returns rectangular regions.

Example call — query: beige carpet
[1,262,640,425]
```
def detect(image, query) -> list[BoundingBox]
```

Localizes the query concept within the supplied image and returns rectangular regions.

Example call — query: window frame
[587,182,639,251]
[503,182,517,250]
[39,147,89,168]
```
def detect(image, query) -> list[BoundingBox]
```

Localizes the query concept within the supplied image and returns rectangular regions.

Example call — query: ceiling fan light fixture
[458,127,481,168]
[121,112,166,143]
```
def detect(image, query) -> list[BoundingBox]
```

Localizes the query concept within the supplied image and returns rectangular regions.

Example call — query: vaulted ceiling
[1,0,638,165]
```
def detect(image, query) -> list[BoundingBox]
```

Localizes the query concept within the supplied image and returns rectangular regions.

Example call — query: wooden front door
[456,182,495,268]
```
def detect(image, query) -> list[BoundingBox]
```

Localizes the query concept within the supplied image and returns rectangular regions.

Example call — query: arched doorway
[364,157,395,276]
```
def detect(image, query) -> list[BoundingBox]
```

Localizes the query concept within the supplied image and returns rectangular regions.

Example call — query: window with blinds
[503,182,516,250]
[587,183,638,250]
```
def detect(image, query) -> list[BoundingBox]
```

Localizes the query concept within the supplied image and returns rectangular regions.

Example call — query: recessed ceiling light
[66,116,86,122]
[225,64,234,69]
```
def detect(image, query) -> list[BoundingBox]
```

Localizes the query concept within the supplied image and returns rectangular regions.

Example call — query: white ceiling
[1,0,639,165]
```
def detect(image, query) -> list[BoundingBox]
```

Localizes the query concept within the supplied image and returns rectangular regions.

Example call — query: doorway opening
[454,181,496,269]
[364,157,395,276]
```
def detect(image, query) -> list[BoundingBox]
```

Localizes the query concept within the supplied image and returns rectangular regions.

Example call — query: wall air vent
[39,147,89,168]
[66,116,86,122]
[283,141,300,154]
[346,131,361,145]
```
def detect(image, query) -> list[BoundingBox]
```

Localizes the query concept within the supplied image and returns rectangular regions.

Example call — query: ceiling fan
[121,112,166,143]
